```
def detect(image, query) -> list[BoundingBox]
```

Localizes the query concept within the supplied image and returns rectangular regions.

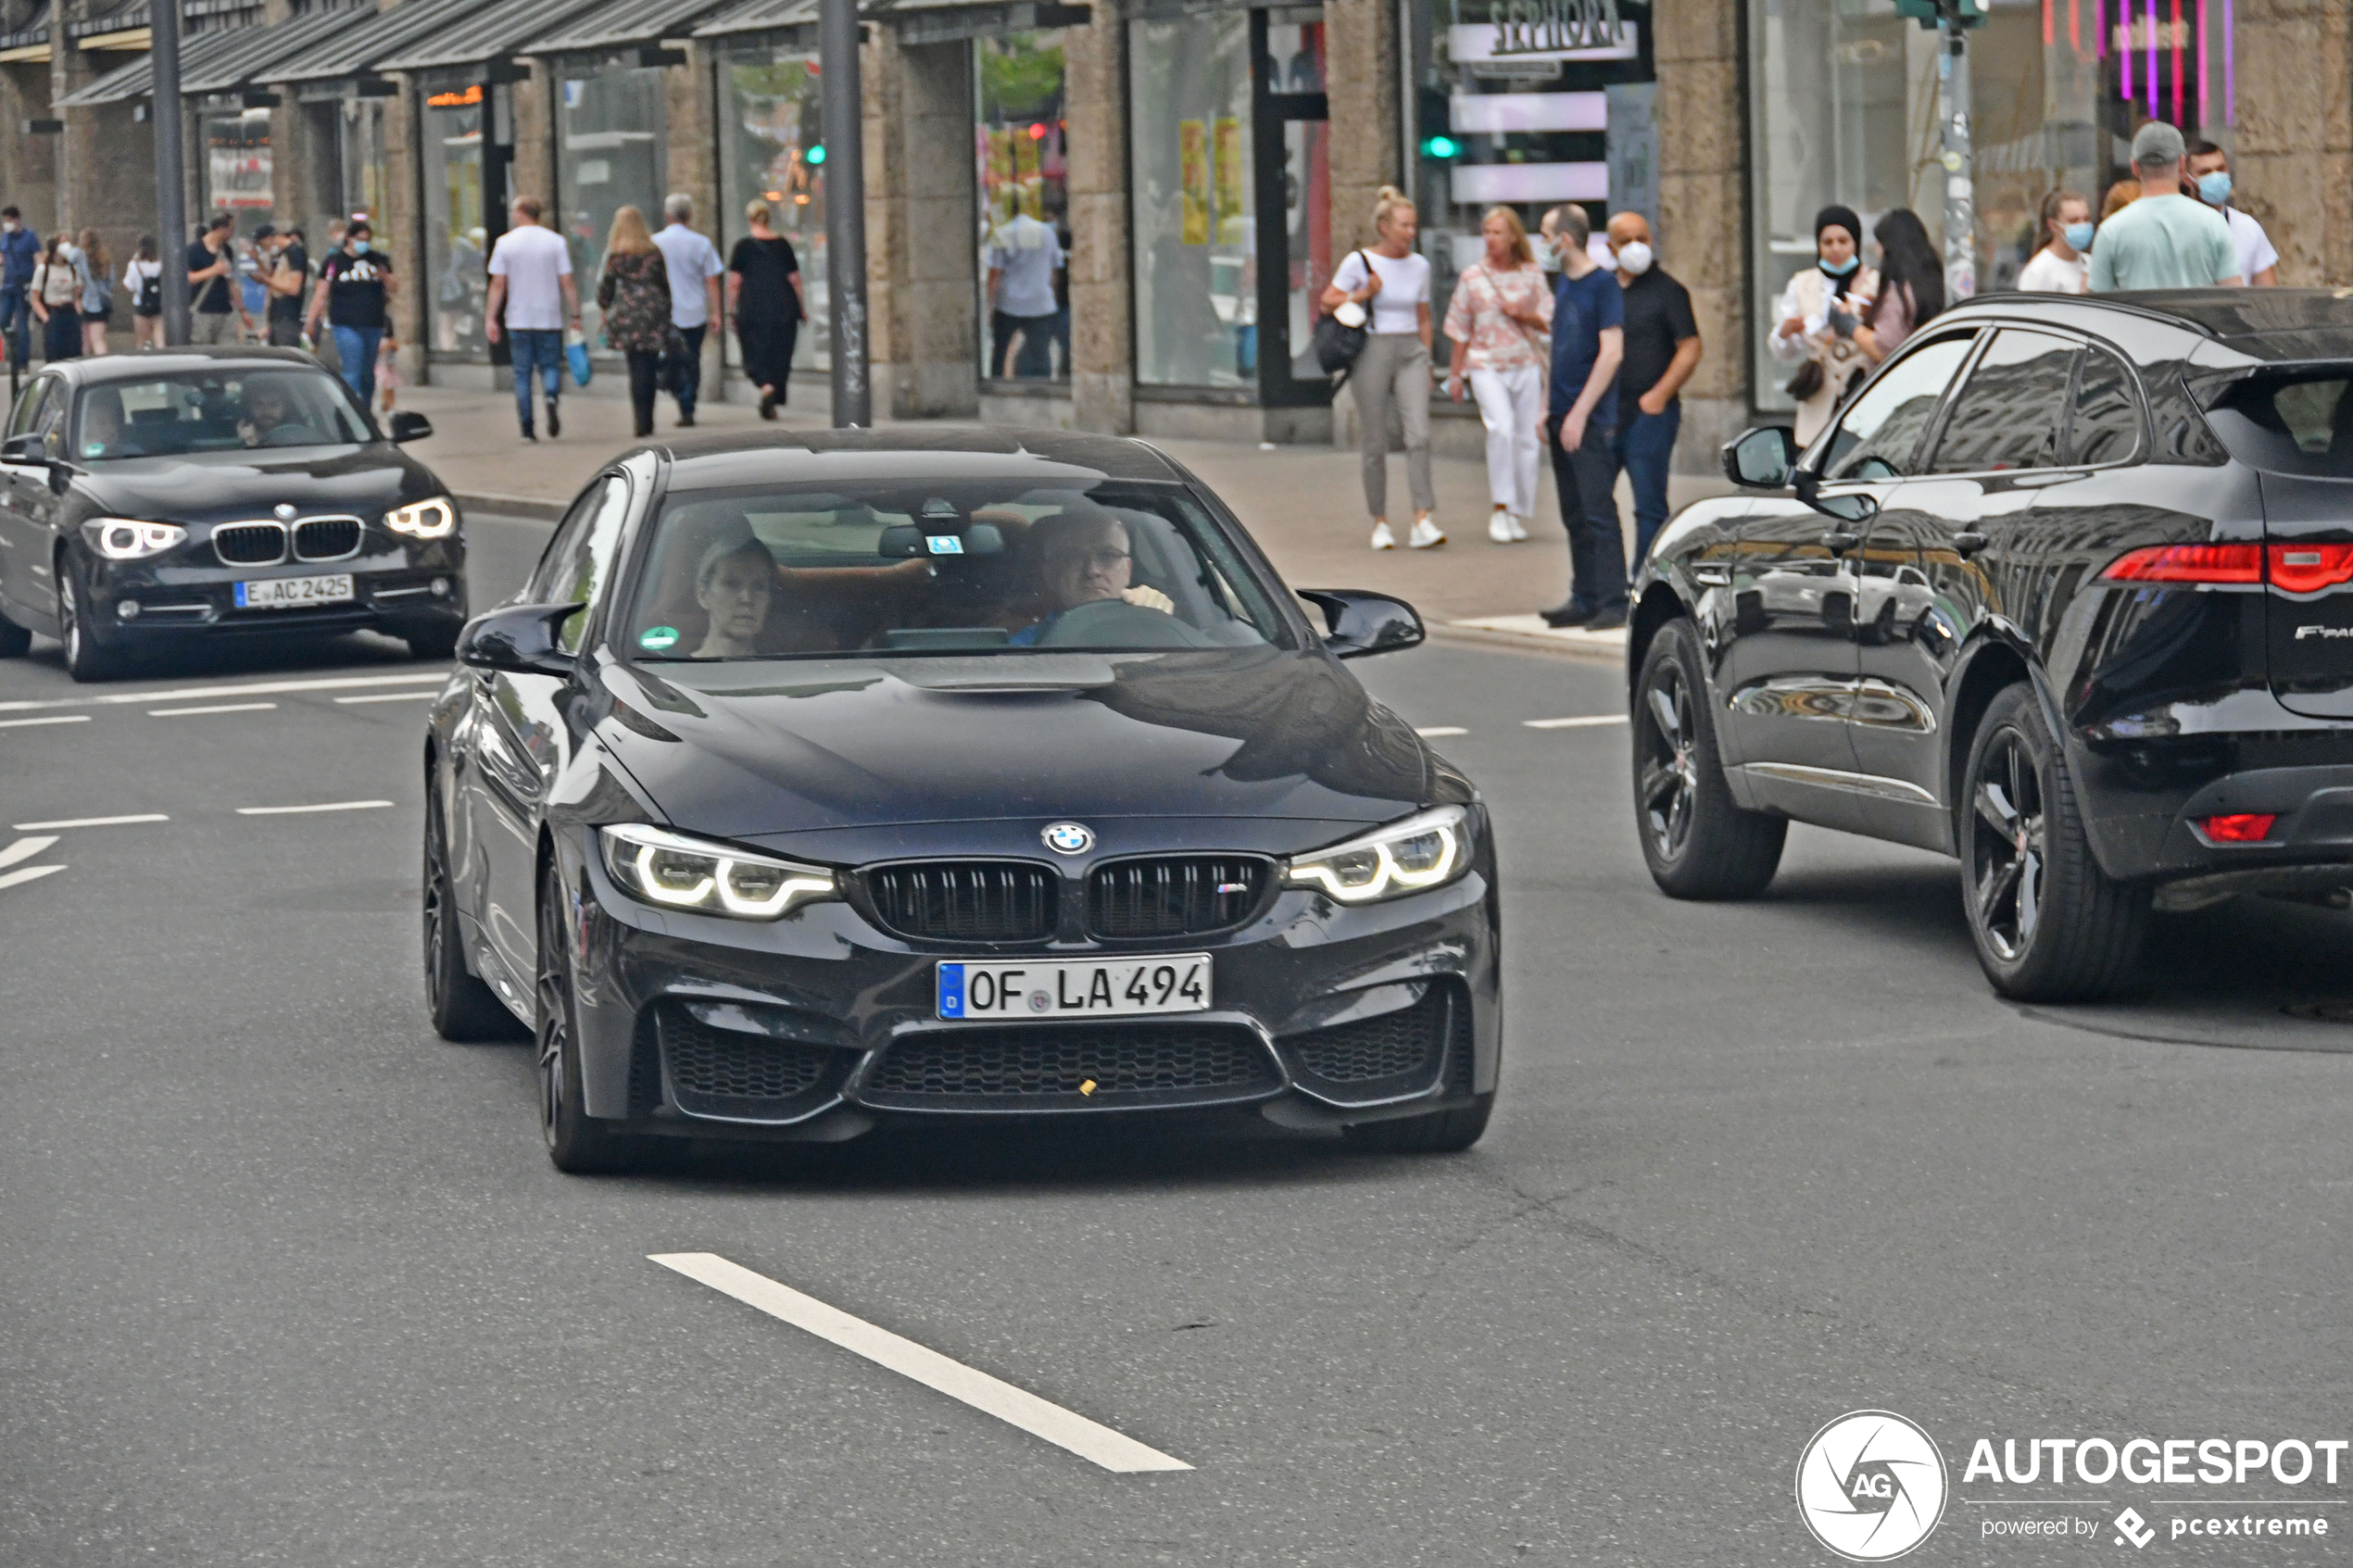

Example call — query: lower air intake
[659,1004,839,1119]
[1280,983,1458,1098]
[862,1022,1280,1108]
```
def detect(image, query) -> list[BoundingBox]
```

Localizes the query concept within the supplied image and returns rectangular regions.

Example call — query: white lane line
[1524,714,1629,729]
[649,1253,1192,1474]
[0,863,64,891]
[0,671,447,715]
[334,691,438,705]
[1414,725,1467,737]
[0,714,93,729]
[235,799,395,816]
[149,702,278,718]
[11,812,169,831]
[0,836,59,870]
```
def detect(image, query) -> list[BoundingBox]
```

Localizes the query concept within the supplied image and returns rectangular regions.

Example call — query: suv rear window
[2205,373,2353,476]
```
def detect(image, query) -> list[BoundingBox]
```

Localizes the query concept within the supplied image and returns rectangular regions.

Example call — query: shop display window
[557,60,670,358]
[1128,12,1253,390]
[975,31,1068,383]
[716,48,826,374]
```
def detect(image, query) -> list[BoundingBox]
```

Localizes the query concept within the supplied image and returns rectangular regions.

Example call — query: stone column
[0,62,59,235]
[890,36,975,417]
[384,79,425,373]
[52,0,107,236]
[1323,0,1400,257]
[1063,9,1128,434]
[664,46,724,400]
[2233,0,2352,286]
[1654,0,1746,468]
[513,64,555,211]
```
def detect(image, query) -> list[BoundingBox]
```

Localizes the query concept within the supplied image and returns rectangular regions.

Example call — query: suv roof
[1953,288,2353,362]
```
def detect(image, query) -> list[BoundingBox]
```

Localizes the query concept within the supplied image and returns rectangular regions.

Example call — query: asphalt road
[3,515,2350,1565]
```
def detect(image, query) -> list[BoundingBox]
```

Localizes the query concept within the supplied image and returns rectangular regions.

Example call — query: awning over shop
[686,0,813,42]
[179,3,371,94]
[0,0,49,62]
[374,0,608,72]
[525,0,739,55]
[56,19,247,105]
[859,0,1084,44]
[265,0,477,86]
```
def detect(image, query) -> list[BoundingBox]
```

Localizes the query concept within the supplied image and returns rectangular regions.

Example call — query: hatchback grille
[1282,984,1455,1089]
[862,1022,1279,1105]
[1087,856,1268,938]
[866,861,1057,943]
[660,1006,834,1107]
[293,516,361,560]
[212,521,285,565]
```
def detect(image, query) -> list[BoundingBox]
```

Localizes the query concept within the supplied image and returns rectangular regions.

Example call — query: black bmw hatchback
[1636,289,2353,1001]
[0,349,463,680]
[424,431,1497,1171]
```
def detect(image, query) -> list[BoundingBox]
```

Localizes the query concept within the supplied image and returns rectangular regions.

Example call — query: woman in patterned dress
[1442,207,1554,544]
[596,206,673,439]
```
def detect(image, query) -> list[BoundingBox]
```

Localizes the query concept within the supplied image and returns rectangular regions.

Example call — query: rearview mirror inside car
[1298,588,1424,659]
[457,602,581,678]
[877,522,1002,558]
[388,411,434,444]
[1722,425,1802,490]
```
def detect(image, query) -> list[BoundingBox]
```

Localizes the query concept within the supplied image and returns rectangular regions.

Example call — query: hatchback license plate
[937,956,1211,1020]
[236,574,353,609]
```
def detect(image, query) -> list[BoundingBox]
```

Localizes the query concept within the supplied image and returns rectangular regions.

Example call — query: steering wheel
[1035,596,1214,649]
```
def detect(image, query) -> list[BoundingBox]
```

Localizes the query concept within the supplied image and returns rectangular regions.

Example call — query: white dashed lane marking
[11,813,169,831]
[149,702,278,718]
[0,714,92,729]
[333,692,438,705]
[0,836,58,870]
[650,1252,1193,1475]
[234,799,395,816]
[1525,714,1628,729]
[0,863,63,891]
[1415,726,1467,738]
[0,670,446,715]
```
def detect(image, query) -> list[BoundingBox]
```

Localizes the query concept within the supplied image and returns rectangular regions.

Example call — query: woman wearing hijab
[1768,205,1879,445]
[1855,207,1944,364]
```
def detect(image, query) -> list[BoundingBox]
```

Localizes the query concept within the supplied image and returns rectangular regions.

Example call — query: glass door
[1252,11,1330,408]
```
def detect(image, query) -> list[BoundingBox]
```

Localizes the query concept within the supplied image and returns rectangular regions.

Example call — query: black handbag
[1785,358,1824,402]
[1310,250,1370,378]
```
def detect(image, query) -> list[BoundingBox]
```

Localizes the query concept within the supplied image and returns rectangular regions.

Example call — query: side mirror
[1810,490,1878,524]
[0,433,41,464]
[457,602,581,678]
[389,410,434,444]
[1722,425,1801,489]
[1298,588,1425,659]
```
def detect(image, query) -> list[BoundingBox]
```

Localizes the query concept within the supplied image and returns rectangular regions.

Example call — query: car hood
[594,647,1434,852]
[68,443,443,525]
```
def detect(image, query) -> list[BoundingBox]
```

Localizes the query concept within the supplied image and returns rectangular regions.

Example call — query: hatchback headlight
[1282,804,1474,904]
[598,824,836,921]
[82,518,186,559]
[385,496,457,539]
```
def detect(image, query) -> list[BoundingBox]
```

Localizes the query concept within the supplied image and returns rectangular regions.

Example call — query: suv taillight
[2102,542,2353,592]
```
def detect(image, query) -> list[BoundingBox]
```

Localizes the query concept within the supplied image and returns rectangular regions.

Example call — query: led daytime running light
[1283,806,1469,904]
[385,496,457,539]
[83,518,186,559]
[598,824,836,921]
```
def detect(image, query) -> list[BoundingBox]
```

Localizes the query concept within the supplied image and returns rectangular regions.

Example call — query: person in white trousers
[1442,207,1554,544]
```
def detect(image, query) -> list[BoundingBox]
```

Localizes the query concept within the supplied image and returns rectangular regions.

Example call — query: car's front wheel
[1631,619,1785,898]
[535,862,644,1173]
[1960,684,2148,1000]
[57,562,118,682]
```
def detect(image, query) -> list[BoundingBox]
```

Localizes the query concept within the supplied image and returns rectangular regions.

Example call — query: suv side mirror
[1723,425,1802,489]
[0,433,41,464]
[388,410,434,444]
[1298,588,1425,659]
[457,602,581,678]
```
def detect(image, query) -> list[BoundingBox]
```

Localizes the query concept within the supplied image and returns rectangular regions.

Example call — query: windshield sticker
[639,626,680,651]
[926,535,964,555]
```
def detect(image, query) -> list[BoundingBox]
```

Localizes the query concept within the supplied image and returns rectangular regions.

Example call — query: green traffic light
[806,144,826,166]
[1422,134,1459,159]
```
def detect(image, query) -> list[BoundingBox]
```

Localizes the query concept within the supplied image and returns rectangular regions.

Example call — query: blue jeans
[668,322,706,417]
[508,328,561,432]
[0,288,29,369]
[331,324,383,406]
[1615,400,1682,569]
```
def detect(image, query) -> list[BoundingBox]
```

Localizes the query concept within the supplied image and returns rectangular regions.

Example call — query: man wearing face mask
[1606,212,1700,570]
[2184,138,2278,287]
[0,207,36,370]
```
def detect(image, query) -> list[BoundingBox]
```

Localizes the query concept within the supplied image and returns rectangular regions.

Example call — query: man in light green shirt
[2089,119,2244,292]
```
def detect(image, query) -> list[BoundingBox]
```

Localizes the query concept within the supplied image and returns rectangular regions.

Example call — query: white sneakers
[1488,509,1530,543]
[1507,513,1529,541]
[1370,521,1397,550]
[1408,518,1446,549]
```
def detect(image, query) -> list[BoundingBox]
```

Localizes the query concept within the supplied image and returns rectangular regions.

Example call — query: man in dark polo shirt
[1606,211,1702,569]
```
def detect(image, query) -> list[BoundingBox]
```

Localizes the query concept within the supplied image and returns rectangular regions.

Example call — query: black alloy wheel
[57,559,116,682]
[405,624,460,661]
[0,603,29,658]
[422,767,520,1041]
[1959,684,2147,1000]
[1631,618,1785,899]
[535,862,641,1173]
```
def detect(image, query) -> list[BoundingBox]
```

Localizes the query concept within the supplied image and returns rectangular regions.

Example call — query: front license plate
[235,573,354,609]
[937,956,1211,1020]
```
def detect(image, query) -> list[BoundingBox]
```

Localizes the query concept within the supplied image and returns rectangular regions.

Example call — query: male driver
[2088,120,2242,292]
[0,207,38,369]
[2184,138,2279,286]
[1541,203,1626,631]
[1008,510,1173,645]
[186,214,240,345]
[483,196,580,442]
[1606,211,1702,571]
[651,193,724,427]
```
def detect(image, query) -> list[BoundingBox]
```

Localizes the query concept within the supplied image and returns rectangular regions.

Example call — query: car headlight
[598,824,837,921]
[385,496,457,539]
[1282,804,1474,904]
[82,518,186,559]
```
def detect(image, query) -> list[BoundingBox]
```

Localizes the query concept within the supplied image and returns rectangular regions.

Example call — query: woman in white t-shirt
[2017,188,2092,295]
[1322,186,1439,550]
[123,237,165,350]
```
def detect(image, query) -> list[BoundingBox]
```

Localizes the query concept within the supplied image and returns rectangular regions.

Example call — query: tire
[1342,1093,1494,1154]
[535,861,644,1173]
[0,604,29,658]
[422,770,520,1042]
[1631,618,1786,899]
[57,560,118,682]
[1959,684,2149,1001]
[405,623,460,661]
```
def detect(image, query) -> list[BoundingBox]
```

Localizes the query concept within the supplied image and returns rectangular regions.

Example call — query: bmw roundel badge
[273,503,297,521]
[1041,822,1094,855]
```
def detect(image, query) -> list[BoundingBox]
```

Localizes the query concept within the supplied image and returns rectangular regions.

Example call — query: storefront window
[420,79,486,358]
[1129,12,1252,390]
[557,60,669,357]
[337,97,388,237]
[975,31,1067,382]
[716,48,826,375]
[205,108,272,215]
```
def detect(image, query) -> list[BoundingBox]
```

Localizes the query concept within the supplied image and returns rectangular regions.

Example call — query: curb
[454,491,568,523]
[1427,621,1629,665]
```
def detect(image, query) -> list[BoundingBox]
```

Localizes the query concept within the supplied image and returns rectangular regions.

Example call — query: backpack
[135,264,161,314]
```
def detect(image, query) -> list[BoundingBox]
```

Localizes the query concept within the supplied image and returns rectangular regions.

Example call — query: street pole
[151,0,191,345]
[820,0,870,427]
[1935,6,1975,300]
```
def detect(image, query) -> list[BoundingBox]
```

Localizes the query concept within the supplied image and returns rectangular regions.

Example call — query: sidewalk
[398,382,1734,659]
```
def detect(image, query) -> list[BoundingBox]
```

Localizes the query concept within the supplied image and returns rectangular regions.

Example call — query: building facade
[0,0,2345,467]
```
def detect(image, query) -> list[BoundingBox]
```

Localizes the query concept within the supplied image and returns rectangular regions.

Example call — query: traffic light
[1421,133,1460,160]
[805,144,826,166]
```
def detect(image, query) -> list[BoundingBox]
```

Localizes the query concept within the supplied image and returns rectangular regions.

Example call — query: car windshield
[2206,372,2353,477]
[623,479,1290,659]
[74,369,374,461]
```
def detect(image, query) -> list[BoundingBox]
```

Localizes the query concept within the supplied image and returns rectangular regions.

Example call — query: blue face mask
[2196,171,2233,206]
[2063,221,2095,253]
[1819,253,1859,278]
[351,239,371,255]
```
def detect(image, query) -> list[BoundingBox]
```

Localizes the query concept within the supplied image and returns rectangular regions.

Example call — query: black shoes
[547,401,560,438]
[758,388,776,420]
[1585,608,1629,632]
[520,426,536,443]
[1540,602,1593,628]
[677,412,696,428]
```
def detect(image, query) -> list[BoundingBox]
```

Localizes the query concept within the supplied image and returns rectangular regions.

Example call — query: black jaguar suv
[1632,289,2353,1001]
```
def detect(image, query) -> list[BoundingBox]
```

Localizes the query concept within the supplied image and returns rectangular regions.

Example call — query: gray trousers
[1352,332,1435,518]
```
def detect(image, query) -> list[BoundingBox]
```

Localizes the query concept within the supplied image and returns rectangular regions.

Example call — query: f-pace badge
[1041,822,1094,855]
[272,504,297,521]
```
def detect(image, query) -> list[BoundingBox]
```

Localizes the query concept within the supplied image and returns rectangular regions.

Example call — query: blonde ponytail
[1371,184,1416,237]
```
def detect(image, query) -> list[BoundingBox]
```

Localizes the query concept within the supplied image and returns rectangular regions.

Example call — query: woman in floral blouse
[1441,207,1554,544]
[596,206,673,438]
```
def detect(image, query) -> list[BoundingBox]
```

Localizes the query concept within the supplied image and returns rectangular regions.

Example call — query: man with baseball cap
[2089,120,2243,292]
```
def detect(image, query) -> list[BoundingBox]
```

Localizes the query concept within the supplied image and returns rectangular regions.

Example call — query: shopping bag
[566,327,592,387]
